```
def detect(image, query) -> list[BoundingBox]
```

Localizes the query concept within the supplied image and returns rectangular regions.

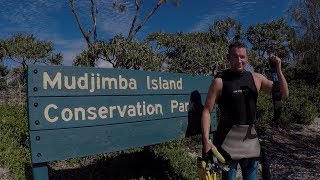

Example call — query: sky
[0,0,298,67]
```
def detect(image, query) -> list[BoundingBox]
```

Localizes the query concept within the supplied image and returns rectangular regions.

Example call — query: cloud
[191,14,217,32]
[97,60,113,68]
[0,1,63,35]
[190,0,259,32]
[97,1,135,38]
[53,38,87,66]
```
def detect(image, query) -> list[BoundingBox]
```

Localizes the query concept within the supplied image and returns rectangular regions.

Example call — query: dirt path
[260,118,320,180]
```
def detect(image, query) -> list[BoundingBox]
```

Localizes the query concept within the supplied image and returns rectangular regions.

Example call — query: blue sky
[0,0,297,67]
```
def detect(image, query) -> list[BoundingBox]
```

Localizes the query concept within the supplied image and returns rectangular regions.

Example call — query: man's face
[228,47,248,73]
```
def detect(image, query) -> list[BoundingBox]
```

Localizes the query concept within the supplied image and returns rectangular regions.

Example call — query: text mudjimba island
[43,72,183,92]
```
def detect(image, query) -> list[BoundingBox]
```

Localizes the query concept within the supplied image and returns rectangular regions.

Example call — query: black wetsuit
[213,69,259,162]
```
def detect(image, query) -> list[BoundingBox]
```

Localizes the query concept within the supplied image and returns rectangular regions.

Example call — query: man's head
[227,41,248,73]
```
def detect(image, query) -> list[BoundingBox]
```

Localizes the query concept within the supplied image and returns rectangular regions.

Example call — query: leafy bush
[0,105,29,147]
[307,85,320,114]
[0,105,31,180]
[151,139,198,180]
[256,81,318,129]
[280,82,318,124]
[256,92,273,132]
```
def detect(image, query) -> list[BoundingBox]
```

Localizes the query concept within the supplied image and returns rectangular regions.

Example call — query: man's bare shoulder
[212,77,223,86]
[213,77,222,82]
[251,72,265,79]
[207,77,222,92]
[251,72,273,92]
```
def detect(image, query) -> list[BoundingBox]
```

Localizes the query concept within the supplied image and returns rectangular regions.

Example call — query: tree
[290,0,320,42]
[246,19,295,73]
[146,18,246,75]
[69,0,179,67]
[74,35,161,71]
[147,31,228,75]
[209,17,243,42]
[287,0,320,85]
[0,34,62,85]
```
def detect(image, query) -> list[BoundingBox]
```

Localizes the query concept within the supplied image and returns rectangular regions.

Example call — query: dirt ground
[258,118,320,180]
[1,119,319,180]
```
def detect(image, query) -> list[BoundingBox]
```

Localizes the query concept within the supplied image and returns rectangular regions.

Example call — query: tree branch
[128,0,142,40]
[106,49,117,68]
[90,0,98,43]
[8,56,21,65]
[107,56,116,67]
[128,0,164,40]
[22,57,27,70]
[69,0,91,47]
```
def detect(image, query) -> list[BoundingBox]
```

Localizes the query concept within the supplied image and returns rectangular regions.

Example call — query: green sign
[27,65,216,164]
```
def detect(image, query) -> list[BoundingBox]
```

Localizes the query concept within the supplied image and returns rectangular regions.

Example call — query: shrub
[151,139,198,180]
[256,92,273,132]
[0,105,31,180]
[280,82,318,124]
[256,81,318,128]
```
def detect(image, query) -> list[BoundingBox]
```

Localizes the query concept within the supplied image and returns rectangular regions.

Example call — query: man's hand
[268,54,281,70]
[268,54,289,99]
[203,139,226,164]
[202,139,215,156]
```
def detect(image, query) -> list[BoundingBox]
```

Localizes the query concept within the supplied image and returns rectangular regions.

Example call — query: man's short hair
[228,41,246,54]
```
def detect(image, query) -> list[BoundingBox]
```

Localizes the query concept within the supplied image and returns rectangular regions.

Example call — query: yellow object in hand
[211,147,226,164]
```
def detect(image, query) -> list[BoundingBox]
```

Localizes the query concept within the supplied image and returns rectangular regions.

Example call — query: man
[201,41,289,180]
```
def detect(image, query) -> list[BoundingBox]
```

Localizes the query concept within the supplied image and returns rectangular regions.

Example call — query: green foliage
[209,17,243,42]
[0,34,62,86]
[0,132,31,180]
[0,105,28,147]
[290,0,320,41]
[246,19,295,73]
[147,18,244,75]
[312,86,320,113]
[0,105,31,180]
[0,34,62,67]
[148,31,228,75]
[70,0,180,66]
[285,63,320,87]
[281,96,317,125]
[74,36,162,71]
[256,92,273,132]
[281,82,318,124]
[292,38,320,84]
[285,65,320,113]
[151,139,198,180]
[256,82,318,130]
[289,0,320,84]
